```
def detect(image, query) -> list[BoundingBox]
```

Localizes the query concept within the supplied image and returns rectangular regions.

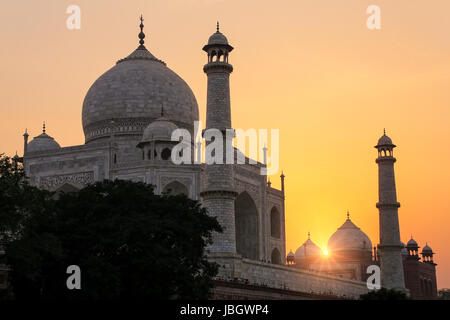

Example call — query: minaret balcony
[203,62,233,73]
[376,202,401,209]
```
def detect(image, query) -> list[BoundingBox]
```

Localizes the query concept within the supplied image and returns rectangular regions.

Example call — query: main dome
[82,23,199,143]
[327,216,372,253]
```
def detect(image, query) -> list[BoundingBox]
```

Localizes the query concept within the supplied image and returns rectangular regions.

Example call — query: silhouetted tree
[438,288,450,300]
[0,154,222,300]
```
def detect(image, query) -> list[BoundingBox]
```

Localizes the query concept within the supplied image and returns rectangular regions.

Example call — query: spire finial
[308,232,311,240]
[43,122,46,134]
[138,15,146,49]
[347,210,350,220]
[217,21,220,32]
[383,128,386,135]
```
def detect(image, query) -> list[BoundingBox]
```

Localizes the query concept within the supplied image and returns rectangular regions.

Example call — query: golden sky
[1,1,449,288]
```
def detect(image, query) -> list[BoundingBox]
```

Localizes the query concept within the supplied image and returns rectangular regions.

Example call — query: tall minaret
[200,23,237,255]
[375,130,406,290]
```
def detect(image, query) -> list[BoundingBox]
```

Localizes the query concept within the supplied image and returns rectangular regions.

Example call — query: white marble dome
[82,45,199,143]
[27,131,61,153]
[327,217,372,253]
[295,238,322,258]
[140,116,178,143]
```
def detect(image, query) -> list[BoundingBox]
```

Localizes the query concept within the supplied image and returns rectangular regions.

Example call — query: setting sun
[323,250,329,256]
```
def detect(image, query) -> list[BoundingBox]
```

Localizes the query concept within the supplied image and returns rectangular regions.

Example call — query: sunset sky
[1,1,449,288]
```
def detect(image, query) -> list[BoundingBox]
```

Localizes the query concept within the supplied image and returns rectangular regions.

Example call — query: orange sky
[1,1,449,288]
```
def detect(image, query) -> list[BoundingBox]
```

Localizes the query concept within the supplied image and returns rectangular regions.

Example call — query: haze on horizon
[0,0,449,288]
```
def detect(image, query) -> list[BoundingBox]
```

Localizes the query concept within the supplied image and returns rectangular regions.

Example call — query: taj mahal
[14,18,438,299]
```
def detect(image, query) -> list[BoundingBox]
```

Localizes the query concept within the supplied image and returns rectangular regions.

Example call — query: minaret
[375,130,406,290]
[200,23,237,255]
[23,129,29,154]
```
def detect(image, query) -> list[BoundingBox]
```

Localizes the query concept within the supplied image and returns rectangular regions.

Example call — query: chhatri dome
[137,108,178,147]
[327,212,372,253]
[376,129,395,147]
[82,16,199,143]
[27,123,61,153]
[207,22,231,46]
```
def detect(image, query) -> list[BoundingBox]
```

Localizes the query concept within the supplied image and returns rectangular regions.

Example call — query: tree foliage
[360,287,410,300]
[0,154,222,300]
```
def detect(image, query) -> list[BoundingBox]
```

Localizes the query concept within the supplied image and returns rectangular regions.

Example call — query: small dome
[377,134,393,145]
[327,216,373,252]
[27,131,61,153]
[295,237,322,259]
[376,129,395,147]
[422,244,433,254]
[287,250,295,257]
[139,116,178,144]
[407,238,418,248]
[208,31,229,46]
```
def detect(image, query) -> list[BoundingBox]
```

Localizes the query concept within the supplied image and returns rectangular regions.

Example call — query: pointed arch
[163,181,188,196]
[270,206,281,238]
[271,248,281,265]
[234,191,259,260]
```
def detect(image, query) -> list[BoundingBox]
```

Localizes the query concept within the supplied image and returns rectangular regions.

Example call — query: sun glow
[323,250,329,256]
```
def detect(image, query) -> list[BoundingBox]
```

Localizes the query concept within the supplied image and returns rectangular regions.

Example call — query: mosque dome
[422,244,433,254]
[82,18,199,143]
[407,238,418,248]
[295,235,322,259]
[27,126,61,153]
[327,215,373,253]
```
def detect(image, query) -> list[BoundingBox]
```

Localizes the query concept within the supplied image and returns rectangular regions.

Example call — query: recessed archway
[270,207,281,239]
[234,192,259,260]
[271,248,281,265]
[163,181,188,196]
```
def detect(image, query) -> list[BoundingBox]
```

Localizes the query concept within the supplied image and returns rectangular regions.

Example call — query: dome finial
[383,128,386,135]
[42,121,46,134]
[347,210,350,220]
[308,232,311,240]
[217,21,220,32]
[138,14,146,49]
